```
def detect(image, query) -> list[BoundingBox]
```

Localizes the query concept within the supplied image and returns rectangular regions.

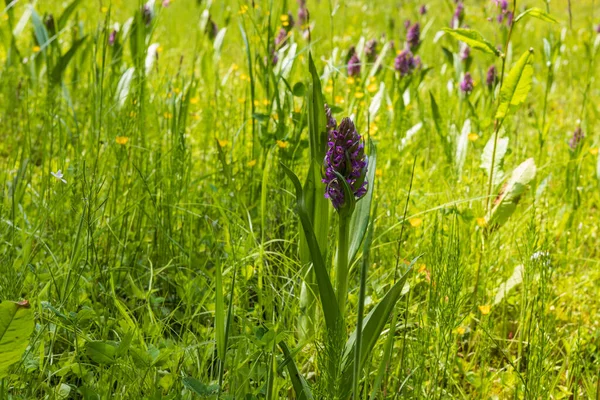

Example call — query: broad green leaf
[514,8,558,24]
[430,92,453,163]
[0,300,34,377]
[182,376,219,396]
[278,341,314,400]
[51,36,87,84]
[281,163,341,334]
[307,52,327,161]
[480,134,509,188]
[58,0,84,30]
[368,82,385,121]
[455,119,471,178]
[340,256,419,391]
[486,158,536,229]
[30,8,49,49]
[293,82,306,97]
[116,67,135,108]
[348,145,377,264]
[495,49,534,120]
[85,340,119,364]
[494,264,524,305]
[442,28,500,56]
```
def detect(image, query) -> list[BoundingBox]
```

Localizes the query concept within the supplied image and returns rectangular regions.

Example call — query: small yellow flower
[468,133,479,141]
[239,4,249,14]
[335,95,344,104]
[262,99,269,106]
[325,85,333,93]
[276,140,288,149]
[387,104,394,111]
[247,159,257,167]
[240,73,249,81]
[346,77,355,85]
[232,63,239,71]
[115,136,129,145]
[101,6,109,13]
[375,168,383,178]
[253,100,259,107]
[33,45,41,52]
[217,139,229,147]
[164,112,173,119]
[280,14,289,22]
[454,326,466,335]
[367,83,378,93]
[237,97,246,104]
[476,217,487,228]
[478,305,491,315]
[589,148,599,156]
[409,217,423,227]
[354,92,365,99]
[190,96,200,105]
[174,87,181,94]
[2,14,8,21]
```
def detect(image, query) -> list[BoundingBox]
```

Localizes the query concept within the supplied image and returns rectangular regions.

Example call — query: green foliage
[0,301,34,377]
[442,28,500,56]
[495,49,535,120]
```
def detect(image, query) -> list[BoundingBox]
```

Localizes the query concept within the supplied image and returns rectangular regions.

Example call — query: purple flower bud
[407,23,420,50]
[460,44,471,61]
[275,28,288,47]
[420,5,428,15]
[394,49,417,76]
[500,0,508,11]
[162,0,170,6]
[325,104,337,133]
[206,18,218,40]
[298,0,309,26]
[109,29,117,46]
[569,126,584,150]
[596,24,600,33]
[287,12,295,30]
[486,65,497,87]
[404,19,412,30]
[506,11,513,26]
[460,72,474,94]
[142,3,153,25]
[322,113,368,210]
[452,2,464,27]
[364,39,378,62]
[347,53,361,77]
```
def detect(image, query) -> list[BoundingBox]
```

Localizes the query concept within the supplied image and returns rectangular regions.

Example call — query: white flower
[51,170,67,184]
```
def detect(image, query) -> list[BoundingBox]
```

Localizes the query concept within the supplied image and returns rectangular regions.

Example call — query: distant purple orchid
[365,39,378,63]
[486,65,497,87]
[419,5,428,15]
[569,126,584,151]
[394,49,419,76]
[460,72,474,94]
[407,22,421,50]
[452,2,464,27]
[347,51,361,77]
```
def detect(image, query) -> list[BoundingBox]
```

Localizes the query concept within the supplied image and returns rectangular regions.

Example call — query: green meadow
[1,0,600,398]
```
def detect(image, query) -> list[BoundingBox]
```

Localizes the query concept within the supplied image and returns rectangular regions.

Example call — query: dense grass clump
[1,0,600,398]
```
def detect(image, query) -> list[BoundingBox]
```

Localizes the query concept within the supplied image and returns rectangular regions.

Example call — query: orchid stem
[336,214,351,319]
